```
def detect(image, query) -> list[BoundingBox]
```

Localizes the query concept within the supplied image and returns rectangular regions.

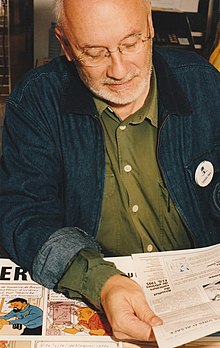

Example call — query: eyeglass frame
[55,5,154,68]
[71,32,152,67]
[56,13,153,67]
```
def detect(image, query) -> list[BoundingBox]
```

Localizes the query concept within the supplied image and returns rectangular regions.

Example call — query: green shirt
[57,69,192,309]
[96,68,191,255]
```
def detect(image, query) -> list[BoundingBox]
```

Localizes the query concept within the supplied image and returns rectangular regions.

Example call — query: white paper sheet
[152,0,199,12]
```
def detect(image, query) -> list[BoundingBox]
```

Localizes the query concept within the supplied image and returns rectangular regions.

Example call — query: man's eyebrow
[78,30,140,50]
[120,30,141,41]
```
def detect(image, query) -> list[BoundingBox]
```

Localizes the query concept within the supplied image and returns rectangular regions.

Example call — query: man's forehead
[63,0,149,24]
[63,0,148,8]
[62,0,149,44]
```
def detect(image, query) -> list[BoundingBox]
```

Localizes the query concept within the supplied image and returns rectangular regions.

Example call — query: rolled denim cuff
[31,227,100,289]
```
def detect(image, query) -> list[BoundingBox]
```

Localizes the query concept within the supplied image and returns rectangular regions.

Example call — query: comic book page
[0,259,44,337]
[0,258,122,348]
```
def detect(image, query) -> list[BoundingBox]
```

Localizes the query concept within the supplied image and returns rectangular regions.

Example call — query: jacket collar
[61,49,192,117]
[153,48,192,118]
[60,62,97,116]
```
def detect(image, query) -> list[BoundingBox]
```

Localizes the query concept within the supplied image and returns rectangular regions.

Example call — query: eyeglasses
[73,33,151,67]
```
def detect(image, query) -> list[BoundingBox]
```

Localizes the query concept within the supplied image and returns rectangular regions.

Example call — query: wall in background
[34,0,55,63]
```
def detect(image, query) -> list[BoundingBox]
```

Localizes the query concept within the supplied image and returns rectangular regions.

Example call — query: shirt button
[132,205,139,213]
[147,244,153,252]
[124,164,132,173]
[119,125,126,131]
[107,106,114,112]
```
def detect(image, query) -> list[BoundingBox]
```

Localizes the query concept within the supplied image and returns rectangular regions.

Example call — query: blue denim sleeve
[32,227,100,289]
[0,72,103,277]
[0,97,71,270]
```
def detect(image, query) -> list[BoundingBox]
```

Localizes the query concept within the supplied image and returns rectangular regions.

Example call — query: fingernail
[150,316,163,326]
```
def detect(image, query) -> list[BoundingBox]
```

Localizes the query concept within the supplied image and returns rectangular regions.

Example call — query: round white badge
[195,161,214,187]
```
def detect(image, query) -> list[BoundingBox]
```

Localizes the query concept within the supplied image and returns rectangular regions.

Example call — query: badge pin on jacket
[195,161,214,187]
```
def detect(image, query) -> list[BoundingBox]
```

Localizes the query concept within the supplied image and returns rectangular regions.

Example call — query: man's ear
[146,3,155,39]
[54,26,73,61]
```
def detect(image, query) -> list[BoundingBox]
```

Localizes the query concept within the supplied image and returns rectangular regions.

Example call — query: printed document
[132,244,220,348]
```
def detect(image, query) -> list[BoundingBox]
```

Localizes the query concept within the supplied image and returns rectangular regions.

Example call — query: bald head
[54,0,154,67]
[54,0,154,117]
[54,0,151,30]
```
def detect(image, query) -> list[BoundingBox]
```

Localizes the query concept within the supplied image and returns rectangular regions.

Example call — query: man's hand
[100,274,162,341]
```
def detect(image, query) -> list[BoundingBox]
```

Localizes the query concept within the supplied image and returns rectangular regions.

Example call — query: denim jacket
[0,48,220,289]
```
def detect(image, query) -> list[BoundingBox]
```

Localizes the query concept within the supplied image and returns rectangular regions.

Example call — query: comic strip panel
[46,291,112,337]
[0,283,45,336]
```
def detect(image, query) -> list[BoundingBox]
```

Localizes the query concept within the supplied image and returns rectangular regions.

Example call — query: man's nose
[106,51,129,80]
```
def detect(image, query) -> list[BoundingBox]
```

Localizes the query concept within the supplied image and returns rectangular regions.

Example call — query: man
[0,0,219,342]
[0,298,43,335]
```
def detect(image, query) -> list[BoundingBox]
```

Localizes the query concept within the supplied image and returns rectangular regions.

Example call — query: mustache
[102,70,141,85]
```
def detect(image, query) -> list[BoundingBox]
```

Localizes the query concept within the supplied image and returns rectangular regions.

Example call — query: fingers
[130,293,162,326]
[110,310,157,341]
[101,274,163,341]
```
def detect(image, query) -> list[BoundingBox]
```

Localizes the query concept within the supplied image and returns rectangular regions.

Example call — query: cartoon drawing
[47,298,112,336]
[166,258,192,277]
[0,298,43,335]
[0,341,8,348]
[63,306,112,336]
